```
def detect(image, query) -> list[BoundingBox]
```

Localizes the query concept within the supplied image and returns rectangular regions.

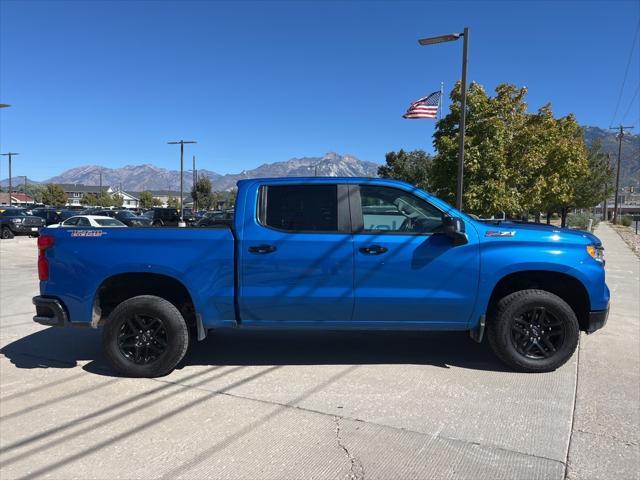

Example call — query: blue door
[238,183,354,325]
[351,184,480,327]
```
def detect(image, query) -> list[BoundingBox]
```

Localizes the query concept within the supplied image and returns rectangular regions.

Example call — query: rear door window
[260,185,339,232]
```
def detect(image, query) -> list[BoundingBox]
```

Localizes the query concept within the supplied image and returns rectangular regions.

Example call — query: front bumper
[33,296,68,327]
[585,305,609,334]
[11,223,42,235]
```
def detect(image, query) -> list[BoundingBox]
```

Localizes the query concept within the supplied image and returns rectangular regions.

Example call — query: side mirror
[442,216,468,246]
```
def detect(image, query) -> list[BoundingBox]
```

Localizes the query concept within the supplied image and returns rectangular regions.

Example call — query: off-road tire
[487,289,579,373]
[103,295,189,377]
[1,226,14,239]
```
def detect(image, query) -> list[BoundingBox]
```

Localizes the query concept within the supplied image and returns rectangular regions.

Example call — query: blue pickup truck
[33,177,609,377]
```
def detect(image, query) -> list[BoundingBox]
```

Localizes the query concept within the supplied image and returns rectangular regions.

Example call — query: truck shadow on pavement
[0,327,510,375]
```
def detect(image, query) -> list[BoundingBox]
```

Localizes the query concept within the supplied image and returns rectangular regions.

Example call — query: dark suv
[143,208,182,226]
[91,209,151,227]
[0,208,46,239]
[31,208,75,226]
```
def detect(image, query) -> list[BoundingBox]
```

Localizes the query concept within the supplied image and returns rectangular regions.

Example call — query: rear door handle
[359,245,388,255]
[248,244,277,254]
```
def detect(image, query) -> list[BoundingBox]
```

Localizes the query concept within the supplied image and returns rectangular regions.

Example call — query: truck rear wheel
[103,295,189,377]
[487,289,579,373]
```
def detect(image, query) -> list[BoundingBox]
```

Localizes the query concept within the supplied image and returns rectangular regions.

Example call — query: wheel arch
[93,272,205,339]
[486,270,591,332]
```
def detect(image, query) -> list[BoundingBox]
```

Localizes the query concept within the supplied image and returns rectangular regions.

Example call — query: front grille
[23,217,45,226]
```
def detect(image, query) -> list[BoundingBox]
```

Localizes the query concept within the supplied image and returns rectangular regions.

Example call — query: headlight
[586,245,605,263]
[11,218,23,224]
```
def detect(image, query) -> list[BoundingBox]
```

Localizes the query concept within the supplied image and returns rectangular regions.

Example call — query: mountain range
[1,153,380,192]
[2,127,638,192]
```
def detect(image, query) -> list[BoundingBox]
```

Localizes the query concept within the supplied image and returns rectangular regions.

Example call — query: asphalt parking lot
[0,224,638,480]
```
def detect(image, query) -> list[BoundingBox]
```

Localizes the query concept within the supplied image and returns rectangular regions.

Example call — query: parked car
[195,210,234,227]
[33,177,609,377]
[143,207,182,226]
[89,209,151,227]
[31,208,75,226]
[49,215,127,228]
[0,208,46,239]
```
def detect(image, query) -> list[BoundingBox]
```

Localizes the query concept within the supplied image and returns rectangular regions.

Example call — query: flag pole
[439,81,444,121]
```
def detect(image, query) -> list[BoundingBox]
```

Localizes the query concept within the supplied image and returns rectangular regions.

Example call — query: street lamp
[0,152,19,206]
[418,27,469,211]
[167,140,197,226]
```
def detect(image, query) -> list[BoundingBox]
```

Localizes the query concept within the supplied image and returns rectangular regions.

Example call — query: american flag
[402,90,441,119]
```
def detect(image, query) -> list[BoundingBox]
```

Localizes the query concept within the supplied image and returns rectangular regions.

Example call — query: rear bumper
[585,305,609,334]
[33,296,68,327]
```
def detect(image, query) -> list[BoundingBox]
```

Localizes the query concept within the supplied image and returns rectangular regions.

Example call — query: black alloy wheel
[510,307,565,359]
[487,289,580,373]
[117,314,168,365]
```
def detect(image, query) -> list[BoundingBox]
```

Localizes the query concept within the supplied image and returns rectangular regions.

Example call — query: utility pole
[167,140,197,226]
[99,171,103,207]
[609,125,634,224]
[0,152,19,206]
[192,155,197,212]
[603,153,610,221]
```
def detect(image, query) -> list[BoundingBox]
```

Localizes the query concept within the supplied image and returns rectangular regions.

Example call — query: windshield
[117,211,136,218]
[0,209,27,217]
[95,219,125,226]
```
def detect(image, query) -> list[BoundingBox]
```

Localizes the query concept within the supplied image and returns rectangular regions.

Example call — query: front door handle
[248,244,277,254]
[359,245,388,255]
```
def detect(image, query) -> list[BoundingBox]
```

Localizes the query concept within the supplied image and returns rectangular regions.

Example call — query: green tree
[80,193,98,206]
[152,197,162,206]
[572,141,614,211]
[191,176,213,210]
[139,191,154,208]
[41,184,68,207]
[111,193,124,208]
[166,196,180,209]
[431,82,530,217]
[378,149,432,191]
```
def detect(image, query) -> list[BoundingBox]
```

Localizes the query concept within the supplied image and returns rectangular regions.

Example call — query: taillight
[38,235,54,281]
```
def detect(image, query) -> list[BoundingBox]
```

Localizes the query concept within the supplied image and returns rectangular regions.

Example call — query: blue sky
[1,0,639,180]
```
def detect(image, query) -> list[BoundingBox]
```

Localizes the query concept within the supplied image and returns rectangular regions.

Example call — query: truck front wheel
[487,289,579,373]
[103,295,189,377]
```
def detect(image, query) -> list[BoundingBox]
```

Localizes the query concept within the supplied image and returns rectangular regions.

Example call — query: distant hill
[583,126,640,187]
[0,153,379,192]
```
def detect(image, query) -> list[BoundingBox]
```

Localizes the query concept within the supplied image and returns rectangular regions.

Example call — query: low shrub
[567,212,600,230]
[621,215,633,227]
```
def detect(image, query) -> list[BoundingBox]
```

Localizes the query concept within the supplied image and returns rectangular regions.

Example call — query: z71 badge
[485,230,516,237]
[70,230,107,237]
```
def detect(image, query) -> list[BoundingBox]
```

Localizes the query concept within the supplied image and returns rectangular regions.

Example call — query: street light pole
[418,27,469,211]
[1,152,19,206]
[167,140,197,226]
[456,27,469,211]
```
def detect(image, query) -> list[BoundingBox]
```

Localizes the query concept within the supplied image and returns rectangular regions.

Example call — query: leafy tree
[111,193,124,208]
[431,82,529,216]
[152,197,162,206]
[572,142,614,211]
[378,149,432,191]
[191,177,213,210]
[167,196,180,209]
[139,191,155,208]
[96,193,114,207]
[41,184,68,207]
[80,193,98,206]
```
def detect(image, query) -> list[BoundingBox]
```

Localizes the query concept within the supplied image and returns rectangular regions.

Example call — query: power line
[621,84,640,123]
[609,20,640,127]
